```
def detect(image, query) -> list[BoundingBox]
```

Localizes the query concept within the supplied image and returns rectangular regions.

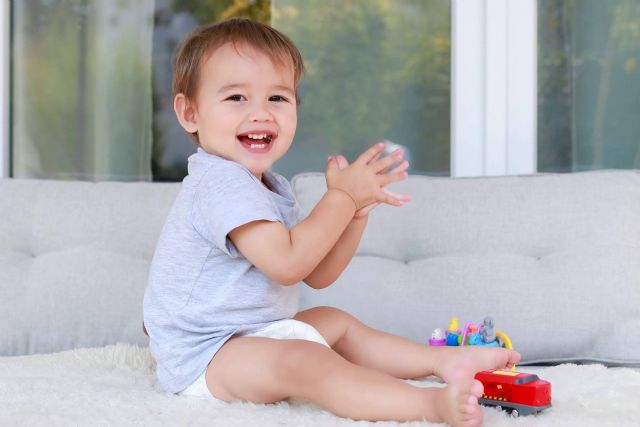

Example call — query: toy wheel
[511,410,519,418]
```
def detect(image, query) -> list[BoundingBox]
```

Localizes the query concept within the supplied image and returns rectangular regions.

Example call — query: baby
[142,18,520,426]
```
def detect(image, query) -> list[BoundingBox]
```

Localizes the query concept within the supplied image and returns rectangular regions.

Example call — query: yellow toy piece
[495,330,513,349]
[495,330,516,370]
[447,317,459,332]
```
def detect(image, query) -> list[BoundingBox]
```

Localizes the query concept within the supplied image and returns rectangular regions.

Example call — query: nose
[248,100,274,122]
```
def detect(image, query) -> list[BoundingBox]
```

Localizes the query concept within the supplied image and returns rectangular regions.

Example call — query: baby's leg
[204,335,483,425]
[294,306,520,383]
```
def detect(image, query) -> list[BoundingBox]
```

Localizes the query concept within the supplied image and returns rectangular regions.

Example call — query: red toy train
[474,369,552,417]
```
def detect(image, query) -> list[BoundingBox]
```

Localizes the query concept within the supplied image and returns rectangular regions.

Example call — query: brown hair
[172,18,304,105]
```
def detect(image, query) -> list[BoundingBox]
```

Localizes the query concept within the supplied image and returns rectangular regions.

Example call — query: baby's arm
[229,143,406,286]
[302,214,368,288]
[303,151,410,288]
[229,188,358,285]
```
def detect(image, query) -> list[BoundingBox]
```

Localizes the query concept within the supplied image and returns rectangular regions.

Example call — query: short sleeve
[191,162,280,257]
[291,199,307,224]
[268,171,308,226]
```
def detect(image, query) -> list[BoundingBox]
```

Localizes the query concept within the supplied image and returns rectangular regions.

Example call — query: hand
[330,153,410,217]
[326,143,412,215]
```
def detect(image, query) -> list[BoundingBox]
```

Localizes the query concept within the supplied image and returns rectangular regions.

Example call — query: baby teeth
[248,133,267,139]
[250,143,266,148]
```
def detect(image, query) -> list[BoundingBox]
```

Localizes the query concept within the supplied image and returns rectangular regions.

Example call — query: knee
[309,306,360,324]
[312,306,368,335]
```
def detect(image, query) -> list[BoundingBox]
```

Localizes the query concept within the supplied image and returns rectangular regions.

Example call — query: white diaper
[177,318,329,400]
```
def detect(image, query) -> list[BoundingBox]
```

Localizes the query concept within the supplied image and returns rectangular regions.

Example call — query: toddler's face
[190,42,297,180]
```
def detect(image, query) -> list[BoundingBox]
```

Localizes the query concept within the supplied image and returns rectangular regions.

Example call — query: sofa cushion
[292,170,640,366]
[0,179,179,356]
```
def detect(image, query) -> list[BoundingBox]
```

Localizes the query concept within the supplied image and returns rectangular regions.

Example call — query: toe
[461,401,477,414]
[463,413,484,427]
[466,394,479,405]
[470,379,484,398]
[500,348,521,368]
[510,350,522,366]
[461,406,484,427]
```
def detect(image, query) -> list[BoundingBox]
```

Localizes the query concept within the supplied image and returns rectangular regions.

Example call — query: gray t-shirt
[143,148,305,393]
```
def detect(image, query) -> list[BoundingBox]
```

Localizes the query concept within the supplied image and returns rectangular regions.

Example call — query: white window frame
[0,0,8,178]
[451,0,537,177]
[0,2,537,179]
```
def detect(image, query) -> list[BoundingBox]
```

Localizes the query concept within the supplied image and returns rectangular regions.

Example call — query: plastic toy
[429,316,553,416]
[428,328,446,346]
[429,316,512,349]
[474,369,552,417]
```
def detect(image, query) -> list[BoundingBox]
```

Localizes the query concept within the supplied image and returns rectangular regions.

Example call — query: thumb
[335,154,349,170]
[326,155,339,174]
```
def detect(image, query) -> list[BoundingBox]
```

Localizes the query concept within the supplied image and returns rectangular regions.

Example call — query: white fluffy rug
[1,343,639,426]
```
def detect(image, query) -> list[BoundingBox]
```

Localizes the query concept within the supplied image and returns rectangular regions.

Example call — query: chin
[243,160,272,176]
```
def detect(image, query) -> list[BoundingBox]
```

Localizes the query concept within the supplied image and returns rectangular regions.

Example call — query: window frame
[0,0,9,178]
[0,1,538,179]
[451,0,537,177]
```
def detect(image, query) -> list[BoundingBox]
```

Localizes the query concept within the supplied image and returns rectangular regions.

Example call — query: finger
[382,187,412,203]
[367,144,385,165]
[354,142,386,166]
[368,151,383,166]
[335,154,349,169]
[372,149,404,174]
[378,169,409,187]
[379,157,409,175]
[326,156,339,174]
[377,188,404,207]
[389,160,409,174]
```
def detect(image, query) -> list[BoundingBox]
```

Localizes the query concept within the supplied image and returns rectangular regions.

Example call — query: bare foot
[434,346,521,384]
[432,376,485,427]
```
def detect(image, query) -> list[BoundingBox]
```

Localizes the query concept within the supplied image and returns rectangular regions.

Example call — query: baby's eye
[226,94,246,102]
[269,95,289,103]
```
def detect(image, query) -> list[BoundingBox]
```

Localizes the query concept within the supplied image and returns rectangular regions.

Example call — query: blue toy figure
[479,316,497,343]
[444,316,461,346]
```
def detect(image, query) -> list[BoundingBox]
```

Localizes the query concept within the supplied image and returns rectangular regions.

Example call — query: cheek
[288,114,297,131]
[207,108,236,130]
[283,109,297,133]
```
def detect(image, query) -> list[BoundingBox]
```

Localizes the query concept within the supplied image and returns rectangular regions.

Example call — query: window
[11,0,154,180]
[270,0,451,179]
[8,0,451,181]
[538,0,640,172]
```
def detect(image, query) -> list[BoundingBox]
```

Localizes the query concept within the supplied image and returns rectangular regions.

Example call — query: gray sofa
[1,170,639,426]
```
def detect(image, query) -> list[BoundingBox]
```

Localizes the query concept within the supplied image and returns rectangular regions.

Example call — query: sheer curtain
[12,0,154,181]
[538,0,640,172]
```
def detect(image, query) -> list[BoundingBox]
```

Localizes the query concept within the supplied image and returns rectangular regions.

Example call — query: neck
[258,173,270,190]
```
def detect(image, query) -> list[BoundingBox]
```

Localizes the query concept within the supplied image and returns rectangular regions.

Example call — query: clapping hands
[325,142,412,218]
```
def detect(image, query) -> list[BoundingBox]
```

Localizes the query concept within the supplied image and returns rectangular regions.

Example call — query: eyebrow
[217,83,295,96]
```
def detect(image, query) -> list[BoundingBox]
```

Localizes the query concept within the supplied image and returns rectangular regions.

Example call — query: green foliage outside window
[155,0,451,178]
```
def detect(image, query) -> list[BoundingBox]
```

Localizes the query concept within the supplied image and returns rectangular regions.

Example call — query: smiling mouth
[237,131,276,153]
[237,134,273,148]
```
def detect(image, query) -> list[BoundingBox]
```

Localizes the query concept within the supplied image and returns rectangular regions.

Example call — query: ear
[173,93,199,134]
